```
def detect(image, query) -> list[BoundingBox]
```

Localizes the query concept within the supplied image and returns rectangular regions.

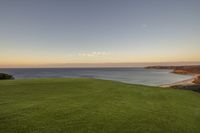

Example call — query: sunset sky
[0,0,200,67]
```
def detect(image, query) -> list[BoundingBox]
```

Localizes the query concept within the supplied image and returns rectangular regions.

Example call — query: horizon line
[1,61,200,68]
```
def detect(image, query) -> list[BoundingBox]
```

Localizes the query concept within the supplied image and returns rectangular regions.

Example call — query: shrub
[193,75,200,84]
[0,73,15,80]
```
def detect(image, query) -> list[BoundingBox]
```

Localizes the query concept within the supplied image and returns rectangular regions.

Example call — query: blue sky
[0,0,200,67]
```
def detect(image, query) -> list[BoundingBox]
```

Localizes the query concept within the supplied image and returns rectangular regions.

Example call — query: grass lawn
[0,78,200,133]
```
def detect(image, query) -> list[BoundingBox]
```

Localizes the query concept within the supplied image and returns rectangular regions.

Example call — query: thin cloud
[78,52,110,57]
[142,24,152,32]
[142,24,148,29]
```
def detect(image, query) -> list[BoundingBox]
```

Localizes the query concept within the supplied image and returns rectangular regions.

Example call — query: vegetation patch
[0,73,14,80]
[193,75,200,84]
[0,78,200,133]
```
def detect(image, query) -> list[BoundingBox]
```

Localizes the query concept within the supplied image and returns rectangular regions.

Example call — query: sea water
[0,68,192,86]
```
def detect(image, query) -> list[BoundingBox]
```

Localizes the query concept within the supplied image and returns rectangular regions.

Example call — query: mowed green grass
[0,78,200,133]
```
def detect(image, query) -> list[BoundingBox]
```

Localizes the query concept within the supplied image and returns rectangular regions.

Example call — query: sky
[0,0,200,67]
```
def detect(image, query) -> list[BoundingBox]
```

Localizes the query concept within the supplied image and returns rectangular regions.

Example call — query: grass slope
[0,78,200,133]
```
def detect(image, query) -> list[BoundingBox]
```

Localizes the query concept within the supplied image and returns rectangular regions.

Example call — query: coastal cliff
[145,65,200,74]
[172,66,200,74]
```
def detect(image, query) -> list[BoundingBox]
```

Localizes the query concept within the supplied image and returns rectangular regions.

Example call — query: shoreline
[160,74,199,88]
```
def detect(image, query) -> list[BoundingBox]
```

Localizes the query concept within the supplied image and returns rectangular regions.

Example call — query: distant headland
[145,65,200,74]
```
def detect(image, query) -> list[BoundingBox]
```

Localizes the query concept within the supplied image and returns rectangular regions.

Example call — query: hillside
[145,65,200,74]
[0,78,200,133]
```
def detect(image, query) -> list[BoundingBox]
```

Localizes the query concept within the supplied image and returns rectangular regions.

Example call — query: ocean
[0,68,192,86]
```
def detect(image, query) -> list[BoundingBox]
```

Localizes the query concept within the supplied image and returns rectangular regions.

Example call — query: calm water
[0,68,191,86]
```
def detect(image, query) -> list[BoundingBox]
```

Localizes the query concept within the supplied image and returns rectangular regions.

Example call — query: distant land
[145,65,200,74]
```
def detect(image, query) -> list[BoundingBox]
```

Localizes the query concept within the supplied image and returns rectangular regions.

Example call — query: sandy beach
[160,74,200,88]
